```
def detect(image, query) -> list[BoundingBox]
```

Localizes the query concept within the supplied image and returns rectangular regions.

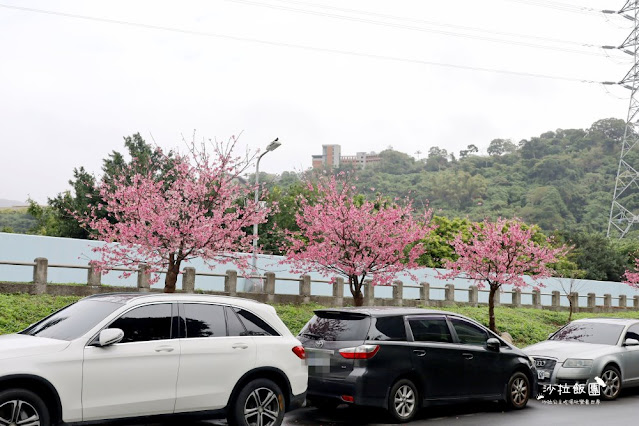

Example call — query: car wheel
[600,365,621,401]
[388,379,419,423]
[230,378,285,426]
[0,388,51,426]
[506,372,529,410]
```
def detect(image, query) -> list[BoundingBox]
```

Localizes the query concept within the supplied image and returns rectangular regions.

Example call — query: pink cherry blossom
[443,217,567,332]
[75,137,269,292]
[282,174,432,306]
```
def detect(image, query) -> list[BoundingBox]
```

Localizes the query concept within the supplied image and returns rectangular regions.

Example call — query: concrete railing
[0,258,637,312]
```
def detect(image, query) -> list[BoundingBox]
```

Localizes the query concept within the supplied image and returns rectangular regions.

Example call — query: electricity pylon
[608,0,639,238]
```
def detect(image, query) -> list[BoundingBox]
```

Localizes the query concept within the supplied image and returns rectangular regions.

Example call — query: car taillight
[292,345,306,359]
[338,344,380,359]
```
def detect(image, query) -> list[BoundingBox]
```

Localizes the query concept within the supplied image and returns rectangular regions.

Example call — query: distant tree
[443,218,567,332]
[415,216,472,267]
[467,144,479,154]
[487,139,517,156]
[426,147,449,171]
[283,174,432,306]
[75,137,269,293]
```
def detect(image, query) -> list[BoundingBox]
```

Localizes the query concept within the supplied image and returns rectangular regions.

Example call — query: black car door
[447,317,503,397]
[407,315,468,399]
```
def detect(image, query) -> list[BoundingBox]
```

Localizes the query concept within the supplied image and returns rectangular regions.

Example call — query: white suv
[0,293,308,426]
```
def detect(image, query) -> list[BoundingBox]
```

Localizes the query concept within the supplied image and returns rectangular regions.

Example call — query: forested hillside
[347,118,629,235]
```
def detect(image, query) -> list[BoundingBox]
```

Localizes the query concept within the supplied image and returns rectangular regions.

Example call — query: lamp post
[246,138,281,292]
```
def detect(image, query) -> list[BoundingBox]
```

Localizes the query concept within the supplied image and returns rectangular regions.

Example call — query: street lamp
[247,138,281,292]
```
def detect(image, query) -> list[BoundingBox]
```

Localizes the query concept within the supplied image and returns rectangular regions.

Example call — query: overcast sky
[0,0,632,203]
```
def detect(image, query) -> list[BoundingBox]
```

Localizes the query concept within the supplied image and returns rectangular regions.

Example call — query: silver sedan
[523,318,639,401]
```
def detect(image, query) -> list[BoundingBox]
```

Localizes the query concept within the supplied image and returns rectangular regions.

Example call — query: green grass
[3,294,639,348]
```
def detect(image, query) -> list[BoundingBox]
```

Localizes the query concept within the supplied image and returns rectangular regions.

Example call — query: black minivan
[298,307,537,422]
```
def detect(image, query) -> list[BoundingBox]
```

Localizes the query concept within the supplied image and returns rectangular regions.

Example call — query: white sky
[0,0,633,203]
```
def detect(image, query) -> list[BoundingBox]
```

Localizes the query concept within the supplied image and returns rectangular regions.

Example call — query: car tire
[505,372,530,410]
[230,378,285,426]
[600,365,622,401]
[387,379,419,423]
[0,388,51,426]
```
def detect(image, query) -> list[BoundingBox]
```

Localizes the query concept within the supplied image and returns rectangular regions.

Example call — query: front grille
[533,357,557,383]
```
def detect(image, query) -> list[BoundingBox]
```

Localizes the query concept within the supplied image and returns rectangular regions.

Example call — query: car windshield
[299,312,371,342]
[20,300,123,341]
[550,322,625,345]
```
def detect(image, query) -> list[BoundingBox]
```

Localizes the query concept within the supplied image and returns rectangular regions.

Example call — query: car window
[550,322,625,345]
[408,317,453,343]
[21,300,123,341]
[449,318,488,346]
[225,306,248,336]
[109,304,173,343]
[299,312,370,342]
[183,303,227,338]
[367,316,407,341]
[625,324,639,341]
[231,307,279,336]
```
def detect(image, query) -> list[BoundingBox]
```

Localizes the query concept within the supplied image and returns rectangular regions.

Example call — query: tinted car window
[110,304,173,343]
[367,316,407,341]
[449,318,487,345]
[408,317,452,343]
[225,306,248,336]
[21,300,123,341]
[183,303,226,338]
[299,312,371,342]
[550,322,625,345]
[625,324,639,341]
[232,307,279,336]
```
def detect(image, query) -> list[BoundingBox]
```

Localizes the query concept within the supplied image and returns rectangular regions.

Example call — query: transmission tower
[608,0,639,238]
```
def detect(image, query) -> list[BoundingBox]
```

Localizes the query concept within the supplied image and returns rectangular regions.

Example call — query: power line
[499,0,602,15]
[237,0,601,48]
[223,0,614,57]
[0,3,609,84]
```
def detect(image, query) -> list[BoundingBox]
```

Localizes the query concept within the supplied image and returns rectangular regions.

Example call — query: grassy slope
[3,294,639,347]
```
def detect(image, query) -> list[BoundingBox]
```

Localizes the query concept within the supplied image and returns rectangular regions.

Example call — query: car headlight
[563,358,593,368]
[527,356,535,366]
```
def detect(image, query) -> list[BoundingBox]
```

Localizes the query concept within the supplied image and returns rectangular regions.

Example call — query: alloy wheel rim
[511,377,528,406]
[394,385,416,418]
[244,387,280,426]
[602,370,620,398]
[0,400,41,426]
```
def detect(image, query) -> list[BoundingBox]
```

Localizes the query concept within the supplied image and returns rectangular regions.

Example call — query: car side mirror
[486,338,500,352]
[97,328,124,347]
[624,338,639,347]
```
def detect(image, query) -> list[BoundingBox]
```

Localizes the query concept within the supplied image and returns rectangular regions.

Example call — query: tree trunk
[164,257,181,293]
[349,275,364,306]
[568,299,574,322]
[488,285,498,333]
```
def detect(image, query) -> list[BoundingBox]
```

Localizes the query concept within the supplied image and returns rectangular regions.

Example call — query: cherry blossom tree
[76,137,269,293]
[623,259,639,289]
[283,174,432,306]
[443,218,567,332]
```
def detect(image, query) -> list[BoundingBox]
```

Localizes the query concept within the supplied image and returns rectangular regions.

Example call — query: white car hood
[0,333,71,360]
[523,340,618,362]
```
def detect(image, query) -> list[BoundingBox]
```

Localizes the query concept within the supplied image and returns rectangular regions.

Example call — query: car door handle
[155,346,175,353]
[462,353,474,360]
[233,343,249,349]
[413,349,426,357]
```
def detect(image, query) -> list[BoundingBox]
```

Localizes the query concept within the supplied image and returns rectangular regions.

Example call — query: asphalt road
[118,386,639,426]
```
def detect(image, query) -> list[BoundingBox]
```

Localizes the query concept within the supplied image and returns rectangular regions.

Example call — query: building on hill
[312,144,381,169]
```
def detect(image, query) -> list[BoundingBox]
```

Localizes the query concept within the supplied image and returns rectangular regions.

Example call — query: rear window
[550,322,625,345]
[299,312,371,342]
